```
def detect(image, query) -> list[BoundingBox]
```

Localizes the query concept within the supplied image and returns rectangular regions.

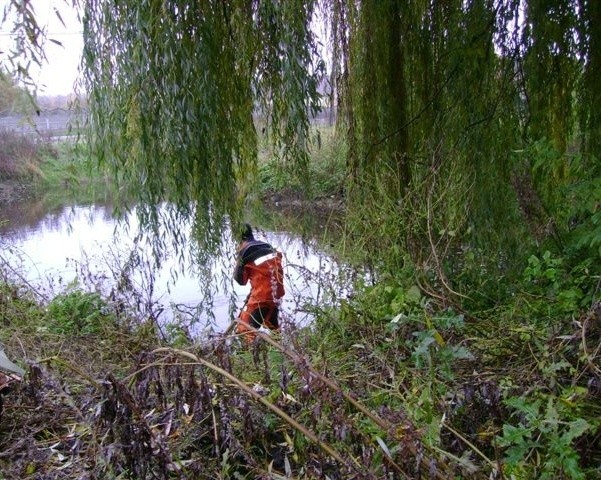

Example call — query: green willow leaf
[81,0,323,261]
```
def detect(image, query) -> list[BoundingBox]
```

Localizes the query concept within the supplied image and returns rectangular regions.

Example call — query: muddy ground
[0,180,33,205]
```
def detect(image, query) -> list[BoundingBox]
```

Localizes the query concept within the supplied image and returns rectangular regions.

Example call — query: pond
[0,199,353,337]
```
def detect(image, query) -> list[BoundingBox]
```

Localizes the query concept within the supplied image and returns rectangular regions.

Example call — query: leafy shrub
[523,250,591,314]
[497,389,599,480]
[257,127,345,200]
[569,177,601,260]
[46,290,116,335]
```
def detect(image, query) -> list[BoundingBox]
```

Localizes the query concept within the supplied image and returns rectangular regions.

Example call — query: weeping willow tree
[322,0,601,298]
[326,0,522,278]
[5,0,598,292]
[80,0,323,261]
[581,0,601,158]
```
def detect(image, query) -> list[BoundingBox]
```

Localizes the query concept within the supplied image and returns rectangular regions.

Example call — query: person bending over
[233,224,285,344]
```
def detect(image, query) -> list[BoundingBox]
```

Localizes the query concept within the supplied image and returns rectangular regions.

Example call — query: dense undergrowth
[0,132,600,479]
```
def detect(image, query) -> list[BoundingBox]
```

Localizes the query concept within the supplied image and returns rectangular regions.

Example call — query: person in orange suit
[233,224,285,344]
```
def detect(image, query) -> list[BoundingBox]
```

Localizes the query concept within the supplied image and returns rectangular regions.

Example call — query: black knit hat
[240,223,254,241]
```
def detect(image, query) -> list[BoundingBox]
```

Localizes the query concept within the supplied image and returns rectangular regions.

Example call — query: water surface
[0,201,348,335]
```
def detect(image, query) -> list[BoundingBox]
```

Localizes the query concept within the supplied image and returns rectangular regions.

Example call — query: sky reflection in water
[1,204,348,334]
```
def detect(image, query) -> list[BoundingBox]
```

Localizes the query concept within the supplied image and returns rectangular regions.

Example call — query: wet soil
[262,188,345,220]
[0,180,35,205]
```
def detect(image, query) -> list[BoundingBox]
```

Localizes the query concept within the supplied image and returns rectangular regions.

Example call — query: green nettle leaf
[449,345,474,361]
[411,333,436,367]
[504,445,529,466]
[563,418,592,443]
[499,391,593,479]
[432,312,465,331]
[406,285,422,303]
[544,434,587,480]
[543,398,559,433]
[499,424,527,446]
[505,396,542,421]
[390,292,406,313]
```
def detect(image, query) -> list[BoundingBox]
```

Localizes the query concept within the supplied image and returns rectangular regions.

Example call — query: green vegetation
[46,289,117,335]
[257,127,346,202]
[33,141,117,204]
[0,130,56,181]
[0,72,32,113]
[0,131,115,207]
[0,129,598,479]
[1,0,600,478]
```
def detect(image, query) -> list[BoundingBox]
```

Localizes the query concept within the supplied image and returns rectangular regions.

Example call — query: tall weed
[498,390,598,479]
[0,129,56,180]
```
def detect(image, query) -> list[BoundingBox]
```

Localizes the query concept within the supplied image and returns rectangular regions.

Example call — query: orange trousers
[235,302,280,344]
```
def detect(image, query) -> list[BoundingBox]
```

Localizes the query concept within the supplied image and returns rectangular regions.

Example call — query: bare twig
[150,346,358,472]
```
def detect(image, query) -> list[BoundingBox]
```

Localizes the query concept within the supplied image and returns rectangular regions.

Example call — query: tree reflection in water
[0,202,356,338]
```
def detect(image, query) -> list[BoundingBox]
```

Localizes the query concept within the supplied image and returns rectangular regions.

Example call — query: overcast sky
[0,1,330,98]
[0,0,83,96]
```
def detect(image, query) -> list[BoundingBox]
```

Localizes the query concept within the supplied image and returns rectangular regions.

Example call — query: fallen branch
[150,346,359,473]
[213,321,453,479]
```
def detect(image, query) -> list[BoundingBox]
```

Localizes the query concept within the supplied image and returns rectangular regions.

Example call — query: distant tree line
[0,71,81,115]
[0,71,31,113]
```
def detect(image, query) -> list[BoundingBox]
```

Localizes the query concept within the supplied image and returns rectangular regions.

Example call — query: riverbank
[0,135,600,479]
[0,180,32,205]
[2,227,599,479]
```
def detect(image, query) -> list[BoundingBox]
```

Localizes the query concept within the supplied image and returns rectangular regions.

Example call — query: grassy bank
[0,129,600,479]
[0,266,458,479]
[0,131,114,206]
[1,229,599,479]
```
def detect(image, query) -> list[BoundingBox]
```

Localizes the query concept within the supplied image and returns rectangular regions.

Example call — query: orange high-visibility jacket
[234,239,285,304]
